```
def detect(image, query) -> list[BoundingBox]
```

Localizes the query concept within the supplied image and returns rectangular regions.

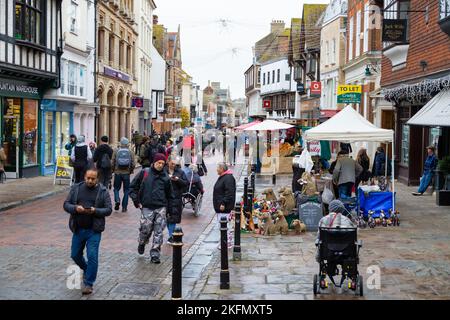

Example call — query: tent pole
[392,139,395,211]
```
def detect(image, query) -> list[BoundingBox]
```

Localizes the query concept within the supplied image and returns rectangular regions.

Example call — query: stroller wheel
[313,274,320,295]
[355,275,363,296]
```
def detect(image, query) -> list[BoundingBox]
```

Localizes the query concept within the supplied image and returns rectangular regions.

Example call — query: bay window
[15,0,45,45]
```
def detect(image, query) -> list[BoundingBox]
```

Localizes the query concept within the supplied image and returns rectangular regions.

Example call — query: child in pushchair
[182,164,204,217]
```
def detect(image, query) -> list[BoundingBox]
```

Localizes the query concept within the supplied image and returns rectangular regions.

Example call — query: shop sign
[308,140,321,156]
[297,82,305,93]
[132,97,144,108]
[382,19,408,43]
[337,85,362,104]
[310,81,321,97]
[104,66,130,82]
[0,81,40,99]
[54,156,74,185]
[263,100,271,109]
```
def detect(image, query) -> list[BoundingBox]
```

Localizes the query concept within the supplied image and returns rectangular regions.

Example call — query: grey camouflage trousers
[139,207,167,258]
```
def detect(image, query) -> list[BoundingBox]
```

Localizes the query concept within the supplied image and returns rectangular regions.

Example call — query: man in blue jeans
[63,169,112,295]
[413,146,438,196]
[112,137,135,212]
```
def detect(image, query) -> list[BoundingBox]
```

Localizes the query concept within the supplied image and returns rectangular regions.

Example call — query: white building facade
[150,43,165,130]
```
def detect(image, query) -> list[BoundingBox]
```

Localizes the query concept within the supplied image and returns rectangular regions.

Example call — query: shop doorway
[1,98,20,178]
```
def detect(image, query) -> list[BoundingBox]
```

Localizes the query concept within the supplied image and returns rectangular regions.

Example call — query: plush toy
[273,210,289,235]
[368,211,376,229]
[291,219,307,234]
[279,188,296,216]
[380,210,387,227]
[260,211,278,236]
[262,188,278,202]
[299,172,317,196]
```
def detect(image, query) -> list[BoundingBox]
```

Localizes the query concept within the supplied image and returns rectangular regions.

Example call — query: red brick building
[381,0,450,186]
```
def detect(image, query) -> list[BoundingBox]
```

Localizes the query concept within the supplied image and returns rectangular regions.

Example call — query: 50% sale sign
[54,156,74,185]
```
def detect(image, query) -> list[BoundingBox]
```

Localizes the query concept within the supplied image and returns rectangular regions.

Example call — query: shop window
[15,0,45,45]
[23,99,38,166]
[79,66,86,97]
[44,112,53,165]
[401,124,409,166]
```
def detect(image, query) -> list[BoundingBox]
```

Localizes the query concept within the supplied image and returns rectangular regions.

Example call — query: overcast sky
[154,0,330,99]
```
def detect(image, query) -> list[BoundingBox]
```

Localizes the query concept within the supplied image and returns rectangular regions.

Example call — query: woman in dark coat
[165,156,188,243]
[355,148,371,188]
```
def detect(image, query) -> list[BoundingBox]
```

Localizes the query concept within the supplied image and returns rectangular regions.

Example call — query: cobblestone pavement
[0,153,245,300]
[188,175,450,300]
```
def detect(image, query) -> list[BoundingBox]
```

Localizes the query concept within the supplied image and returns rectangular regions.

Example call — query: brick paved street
[0,153,245,300]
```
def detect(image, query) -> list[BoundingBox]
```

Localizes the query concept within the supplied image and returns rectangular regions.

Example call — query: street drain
[111,282,160,296]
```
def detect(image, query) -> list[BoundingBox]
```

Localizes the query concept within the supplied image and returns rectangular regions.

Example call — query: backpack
[100,152,111,169]
[116,148,131,169]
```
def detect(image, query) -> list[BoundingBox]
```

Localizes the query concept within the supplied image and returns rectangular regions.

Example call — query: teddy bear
[273,210,289,235]
[291,219,307,234]
[278,188,296,216]
[262,188,278,202]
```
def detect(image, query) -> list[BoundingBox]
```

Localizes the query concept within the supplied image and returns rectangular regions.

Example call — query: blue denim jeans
[418,171,433,194]
[338,182,354,200]
[70,228,101,287]
[167,223,176,238]
[114,173,130,210]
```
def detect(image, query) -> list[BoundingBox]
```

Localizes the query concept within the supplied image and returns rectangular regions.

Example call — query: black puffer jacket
[164,165,189,224]
[213,172,236,214]
[63,182,112,233]
[129,166,176,215]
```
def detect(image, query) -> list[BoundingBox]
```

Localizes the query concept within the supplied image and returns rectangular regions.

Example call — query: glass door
[2,98,21,178]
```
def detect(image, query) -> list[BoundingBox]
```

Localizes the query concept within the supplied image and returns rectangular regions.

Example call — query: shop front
[40,100,74,176]
[0,80,42,178]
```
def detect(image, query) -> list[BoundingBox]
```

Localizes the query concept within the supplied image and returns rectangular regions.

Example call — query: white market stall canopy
[407,89,450,127]
[304,105,394,143]
[243,119,294,131]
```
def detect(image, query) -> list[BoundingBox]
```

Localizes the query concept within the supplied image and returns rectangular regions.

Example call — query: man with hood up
[71,135,93,183]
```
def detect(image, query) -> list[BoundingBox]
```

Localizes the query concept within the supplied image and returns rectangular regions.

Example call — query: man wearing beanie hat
[129,153,176,264]
[111,137,135,212]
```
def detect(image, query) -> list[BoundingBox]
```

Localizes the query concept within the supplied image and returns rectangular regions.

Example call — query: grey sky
[154,0,330,99]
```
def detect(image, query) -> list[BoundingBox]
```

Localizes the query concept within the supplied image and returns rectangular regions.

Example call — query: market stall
[304,106,396,216]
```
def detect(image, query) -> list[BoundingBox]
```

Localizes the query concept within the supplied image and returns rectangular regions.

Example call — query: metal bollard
[233,203,242,261]
[243,177,249,213]
[171,226,184,300]
[272,174,276,185]
[220,216,230,289]
[251,173,256,199]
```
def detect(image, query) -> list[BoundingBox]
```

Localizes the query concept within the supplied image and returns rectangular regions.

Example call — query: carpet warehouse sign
[0,81,40,98]
[337,85,362,104]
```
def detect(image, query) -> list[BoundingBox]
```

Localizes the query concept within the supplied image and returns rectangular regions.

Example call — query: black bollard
[171,226,184,300]
[233,203,242,261]
[272,174,276,185]
[243,177,249,213]
[220,216,230,289]
[251,172,256,199]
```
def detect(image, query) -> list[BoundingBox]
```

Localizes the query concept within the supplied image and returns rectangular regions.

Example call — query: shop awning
[407,89,450,127]
[234,121,261,131]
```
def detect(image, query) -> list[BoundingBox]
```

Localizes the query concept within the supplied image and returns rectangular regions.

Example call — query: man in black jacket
[63,169,112,295]
[146,136,166,164]
[129,153,176,263]
[213,162,236,249]
[93,136,113,188]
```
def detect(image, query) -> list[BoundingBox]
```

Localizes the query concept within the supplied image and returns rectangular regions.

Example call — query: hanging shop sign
[132,97,144,108]
[310,81,322,97]
[337,85,362,104]
[263,100,271,109]
[54,156,74,185]
[308,140,321,156]
[297,82,305,94]
[382,19,408,43]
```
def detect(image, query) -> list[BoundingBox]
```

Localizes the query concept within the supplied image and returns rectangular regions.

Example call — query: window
[401,124,410,166]
[356,11,361,57]
[364,3,369,52]
[60,59,66,94]
[68,61,78,96]
[79,66,86,97]
[23,99,38,166]
[263,72,266,85]
[267,72,270,84]
[349,17,354,60]
[326,41,329,64]
[257,69,261,85]
[277,69,280,83]
[109,33,115,64]
[332,38,336,64]
[272,70,275,84]
[285,74,290,81]
[15,0,44,45]
[70,1,78,34]
[440,0,450,20]
[44,112,53,165]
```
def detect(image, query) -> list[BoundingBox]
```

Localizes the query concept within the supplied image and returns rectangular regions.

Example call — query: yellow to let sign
[337,85,362,95]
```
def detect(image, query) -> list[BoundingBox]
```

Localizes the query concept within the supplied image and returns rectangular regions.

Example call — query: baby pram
[181,170,203,217]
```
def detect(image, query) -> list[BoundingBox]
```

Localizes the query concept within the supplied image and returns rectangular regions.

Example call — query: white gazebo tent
[304,105,395,209]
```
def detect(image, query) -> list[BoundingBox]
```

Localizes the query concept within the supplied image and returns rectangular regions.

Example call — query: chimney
[270,20,285,34]
[153,15,159,25]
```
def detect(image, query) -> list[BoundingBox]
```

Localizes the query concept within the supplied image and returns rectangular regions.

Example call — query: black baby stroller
[314,227,363,296]
[181,169,203,217]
